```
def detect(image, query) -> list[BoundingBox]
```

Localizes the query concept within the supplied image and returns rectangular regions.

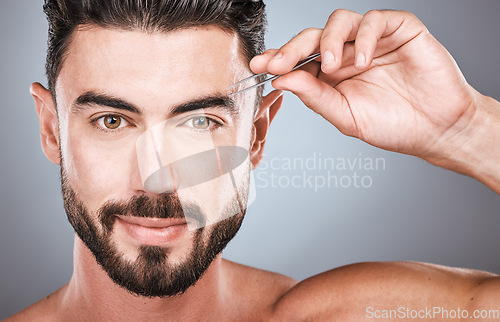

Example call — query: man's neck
[59,236,228,320]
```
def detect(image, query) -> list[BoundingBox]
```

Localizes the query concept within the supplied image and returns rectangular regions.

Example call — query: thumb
[272,70,359,137]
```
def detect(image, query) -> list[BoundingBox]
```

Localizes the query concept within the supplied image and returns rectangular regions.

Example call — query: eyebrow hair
[73,91,237,117]
[75,92,142,114]
[170,95,237,117]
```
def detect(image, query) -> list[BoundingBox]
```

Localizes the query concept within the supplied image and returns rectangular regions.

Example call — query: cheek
[62,131,138,206]
[177,154,251,228]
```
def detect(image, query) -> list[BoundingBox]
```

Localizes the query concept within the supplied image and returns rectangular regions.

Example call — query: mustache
[98,193,205,232]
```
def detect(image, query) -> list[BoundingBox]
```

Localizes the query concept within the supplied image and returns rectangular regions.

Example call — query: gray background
[1,0,499,318]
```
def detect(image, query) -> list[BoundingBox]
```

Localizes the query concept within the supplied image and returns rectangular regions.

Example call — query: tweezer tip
[228,53,321,96]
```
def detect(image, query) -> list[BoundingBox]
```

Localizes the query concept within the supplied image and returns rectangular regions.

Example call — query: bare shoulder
[221,259,298,314]
[4,285,67,322]
[272,261,498,321]
[466,273,500,309]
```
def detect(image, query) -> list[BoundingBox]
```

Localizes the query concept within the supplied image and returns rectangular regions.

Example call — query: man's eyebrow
[73,92,237,116]
[74,92,142,114]
[170,95,237,117]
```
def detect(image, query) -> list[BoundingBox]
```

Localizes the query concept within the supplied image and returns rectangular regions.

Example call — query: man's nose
[136,126,177,194]
[135,120,249,194]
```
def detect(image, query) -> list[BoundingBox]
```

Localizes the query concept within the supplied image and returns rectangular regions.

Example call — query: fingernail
[355,52,366,68]
[323,50,335,66]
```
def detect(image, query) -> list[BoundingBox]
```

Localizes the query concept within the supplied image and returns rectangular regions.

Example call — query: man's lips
[115,216,189,246]
[116,215,188,228]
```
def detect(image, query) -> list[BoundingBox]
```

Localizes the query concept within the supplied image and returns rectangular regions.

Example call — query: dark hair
[43,0,267,100]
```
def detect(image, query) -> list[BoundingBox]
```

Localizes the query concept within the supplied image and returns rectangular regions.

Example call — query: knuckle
[320,33,336,42]
[400,10,417,19]
[389,10,420,23]
[359,19,377,32]
[320,34,343,49]
[329,8,351,19]
[398,11,425,28]
[364,9,383,20]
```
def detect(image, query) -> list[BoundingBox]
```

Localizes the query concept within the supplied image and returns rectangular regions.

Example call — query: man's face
[53,26,258,297]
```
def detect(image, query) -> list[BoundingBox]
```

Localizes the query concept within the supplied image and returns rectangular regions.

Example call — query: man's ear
[250,90,283,169]
[31,82,61,165]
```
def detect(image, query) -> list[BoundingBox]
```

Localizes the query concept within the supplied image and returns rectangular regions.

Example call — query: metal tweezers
[228,53,321,96]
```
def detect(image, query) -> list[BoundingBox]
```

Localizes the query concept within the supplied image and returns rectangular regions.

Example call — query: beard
[60,167,246,298]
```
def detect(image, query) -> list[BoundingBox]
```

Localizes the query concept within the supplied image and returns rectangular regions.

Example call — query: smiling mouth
[115,215,190,246]
[117,215,189,228]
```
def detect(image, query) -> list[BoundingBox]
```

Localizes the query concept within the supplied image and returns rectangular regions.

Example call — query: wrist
[424,90,500,194]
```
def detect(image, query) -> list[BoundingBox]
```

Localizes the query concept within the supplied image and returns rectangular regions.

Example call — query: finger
[354,10,415,70]
[320,9,363,74]
[250,49,279,74]
[272,70,359,137]
[267,28,323,76]
[298,59,321,77]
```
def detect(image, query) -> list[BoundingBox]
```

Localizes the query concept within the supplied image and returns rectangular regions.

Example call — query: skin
[21,25,286,321]
[8,9,500,321]
[251,10,500,194]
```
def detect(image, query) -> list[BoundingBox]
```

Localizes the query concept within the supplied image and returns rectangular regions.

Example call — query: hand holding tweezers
[228,53,321,96]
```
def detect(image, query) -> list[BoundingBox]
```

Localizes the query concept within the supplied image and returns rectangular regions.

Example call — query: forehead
[56,26,250,112]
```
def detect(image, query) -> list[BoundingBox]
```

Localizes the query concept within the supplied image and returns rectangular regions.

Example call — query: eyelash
[182,115,223,131]
[90,114,223,133]
[90,114,130,132]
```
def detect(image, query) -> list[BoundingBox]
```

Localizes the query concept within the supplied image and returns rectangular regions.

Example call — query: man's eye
[95,115,128,130]
[185,116,220,130]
